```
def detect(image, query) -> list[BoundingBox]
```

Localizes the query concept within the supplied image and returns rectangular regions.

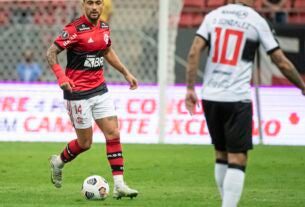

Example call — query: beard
[87,11,100,21]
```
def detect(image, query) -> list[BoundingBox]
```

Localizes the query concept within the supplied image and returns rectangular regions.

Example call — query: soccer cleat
[49,155,63,188]
[113,183,138,199]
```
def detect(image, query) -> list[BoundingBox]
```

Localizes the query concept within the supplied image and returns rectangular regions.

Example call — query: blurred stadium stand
[175,0,305,85]
[0,0,304,85]
[0,1,78,82]
[179,0,305,27]
[0,0,172,83]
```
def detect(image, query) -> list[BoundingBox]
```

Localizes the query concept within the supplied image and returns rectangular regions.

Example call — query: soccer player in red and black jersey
[46,0,138,199]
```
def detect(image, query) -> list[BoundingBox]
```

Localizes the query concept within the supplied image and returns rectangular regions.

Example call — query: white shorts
[65,92,117,129]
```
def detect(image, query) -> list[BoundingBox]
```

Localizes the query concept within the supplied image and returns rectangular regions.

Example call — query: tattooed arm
[46,44,75,92]
[185,36,208,115]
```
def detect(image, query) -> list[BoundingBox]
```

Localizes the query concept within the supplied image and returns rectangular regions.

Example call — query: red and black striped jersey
[54,15,111,100]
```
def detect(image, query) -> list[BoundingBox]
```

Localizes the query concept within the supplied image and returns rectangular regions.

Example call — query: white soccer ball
[81,175,110,200]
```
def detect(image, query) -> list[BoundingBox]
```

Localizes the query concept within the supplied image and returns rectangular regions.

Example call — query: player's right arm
[270,49,305,95]
[46,25,77,93]
[185,37,208,115]
[185,14,209,115]
[46,44,75,93]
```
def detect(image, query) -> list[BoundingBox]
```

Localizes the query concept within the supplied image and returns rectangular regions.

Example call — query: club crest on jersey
[84,56,104,68]
[104,34,109,45]
[61,30,69,39]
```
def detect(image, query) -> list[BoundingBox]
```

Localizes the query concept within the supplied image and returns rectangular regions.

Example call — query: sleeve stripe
[267,46,280,55]
[54,41,65,50]
[196,34,209,44]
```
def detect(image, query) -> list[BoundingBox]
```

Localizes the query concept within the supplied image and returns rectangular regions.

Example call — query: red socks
[60,138,124,176]
[60,139,87,163]
[106,138,124,175]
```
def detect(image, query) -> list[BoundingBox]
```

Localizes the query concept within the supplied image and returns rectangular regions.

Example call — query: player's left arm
[185,36,208,115]
[104,46,138,90]
[270,49,305,95]
[257,16,305,96]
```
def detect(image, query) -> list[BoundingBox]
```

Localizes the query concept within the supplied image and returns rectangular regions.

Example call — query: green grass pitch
[0,142,305,207]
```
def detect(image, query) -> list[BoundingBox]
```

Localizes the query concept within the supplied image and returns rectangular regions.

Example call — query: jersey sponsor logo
[61,30,69,39]
[84,56,104,68]
[63,33,77,47]
[207,78,230,89]
[104,34,109,45]
[222,10,248,19]
[76,23,91,32]
[100,22,109,29]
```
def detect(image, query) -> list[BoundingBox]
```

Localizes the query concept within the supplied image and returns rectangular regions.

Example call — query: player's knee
[228,152,248,166]
[104,128,120,139]
[216,150,228,160]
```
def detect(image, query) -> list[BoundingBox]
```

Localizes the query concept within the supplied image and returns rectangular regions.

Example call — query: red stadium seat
[289,12,305,24]
[293,0,305,8]
[0,14,8,25]
[183,0,205,8]
[254,0,263,9]
[206,0,226,8]
[179,12,204,28]
[193,13,204,25]
[288,0,305,24]
[179,12,192,27]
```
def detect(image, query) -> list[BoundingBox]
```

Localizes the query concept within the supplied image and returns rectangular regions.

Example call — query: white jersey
[197,3,279,102]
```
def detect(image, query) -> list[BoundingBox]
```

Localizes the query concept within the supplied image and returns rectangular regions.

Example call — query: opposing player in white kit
[46,0,138,199]
[185,0,305,206]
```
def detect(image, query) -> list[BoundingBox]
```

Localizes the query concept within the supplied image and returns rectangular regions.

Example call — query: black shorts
[202,99,253,153]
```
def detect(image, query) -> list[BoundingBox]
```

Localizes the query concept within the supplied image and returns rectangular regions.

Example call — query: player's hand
[124,73,138,90]
[185,89,198,115]
[58,76,75,93]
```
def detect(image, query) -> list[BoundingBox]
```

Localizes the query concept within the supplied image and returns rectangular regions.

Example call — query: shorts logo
[84,56,104,68]
[61,30,69,39]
